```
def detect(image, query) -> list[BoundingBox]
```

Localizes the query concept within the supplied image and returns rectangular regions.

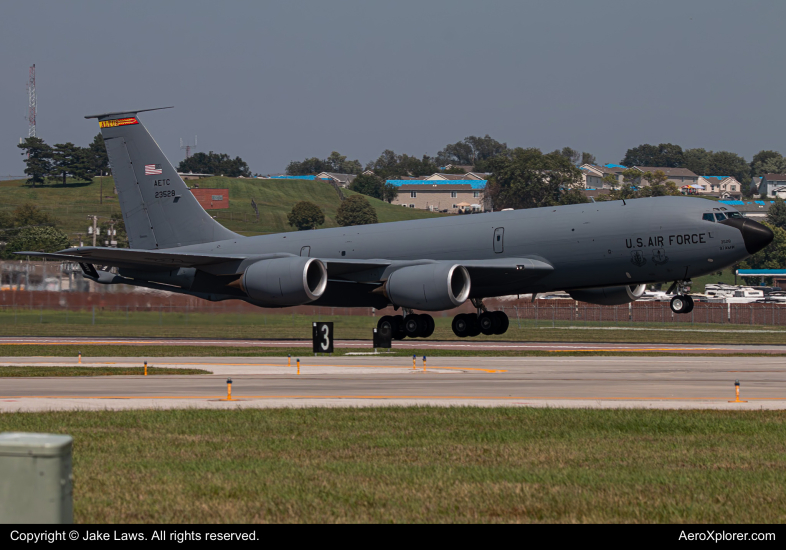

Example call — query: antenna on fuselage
[622,198,626,205]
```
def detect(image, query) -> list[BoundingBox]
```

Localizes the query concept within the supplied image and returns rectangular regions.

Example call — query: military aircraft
[20,108,774,339]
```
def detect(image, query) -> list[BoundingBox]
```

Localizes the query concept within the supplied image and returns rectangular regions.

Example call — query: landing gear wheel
[452,313,471,338]
[377,316,395,339]
[420,314,435,338]
[670,295,693,314]
[478,312,499,335]
[403,314,424,338]
[391,315,406,340]
[466,314,481,337]
[493,311,509,335]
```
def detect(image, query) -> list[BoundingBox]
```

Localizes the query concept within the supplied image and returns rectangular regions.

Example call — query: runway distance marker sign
[312,322,334,354]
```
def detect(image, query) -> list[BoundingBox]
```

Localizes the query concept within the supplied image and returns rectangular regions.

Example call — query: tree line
[17,135,109,186]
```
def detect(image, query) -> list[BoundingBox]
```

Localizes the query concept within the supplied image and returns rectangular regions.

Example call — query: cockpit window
[727,212,743,219]
[715,213,727,221]
[702,213,715,222]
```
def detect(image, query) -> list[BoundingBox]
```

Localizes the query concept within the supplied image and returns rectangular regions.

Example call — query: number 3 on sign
[312,322,334,354]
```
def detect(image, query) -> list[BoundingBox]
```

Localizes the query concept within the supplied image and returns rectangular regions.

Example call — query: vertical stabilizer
[86,108,239,250]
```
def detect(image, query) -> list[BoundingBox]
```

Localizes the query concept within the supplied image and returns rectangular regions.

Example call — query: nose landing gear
[667,279,694,314]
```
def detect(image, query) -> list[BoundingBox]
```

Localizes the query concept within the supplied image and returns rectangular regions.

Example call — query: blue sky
[1,0,784,176]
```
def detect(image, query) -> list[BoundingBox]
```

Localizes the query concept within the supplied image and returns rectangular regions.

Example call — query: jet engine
[239,257,327,307]
[384,263,471,311]
[567,284,646,305]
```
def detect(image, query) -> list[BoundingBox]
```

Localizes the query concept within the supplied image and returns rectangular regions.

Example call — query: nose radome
[721,218,774,255]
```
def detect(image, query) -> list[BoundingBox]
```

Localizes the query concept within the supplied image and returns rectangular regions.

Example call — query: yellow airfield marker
[729,379,748,403]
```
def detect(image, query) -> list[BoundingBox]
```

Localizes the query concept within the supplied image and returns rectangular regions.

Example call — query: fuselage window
[702,213,715,222]
[715,213,727,221]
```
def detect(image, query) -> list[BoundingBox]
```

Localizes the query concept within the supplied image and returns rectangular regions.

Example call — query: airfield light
[144,361,147,376]
[413,354,416,370]
[227,378,233,401]
[729,379,747,403]
[423,356,427,373]
[297,359,300,376]
[78,351,81,365]
[288,354,291,367]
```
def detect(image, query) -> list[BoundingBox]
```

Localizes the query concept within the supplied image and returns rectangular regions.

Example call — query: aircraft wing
[15,247,249,270]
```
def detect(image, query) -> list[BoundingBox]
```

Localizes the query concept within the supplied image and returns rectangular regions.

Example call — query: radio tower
[27,64,36,138]
[180,135,197,158]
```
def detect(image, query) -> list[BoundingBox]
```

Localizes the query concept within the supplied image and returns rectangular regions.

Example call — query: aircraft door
[493,227,504,253]
[300,246,311,257]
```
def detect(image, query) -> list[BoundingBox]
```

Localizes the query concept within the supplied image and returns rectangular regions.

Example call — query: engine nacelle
[240,257,327,307]
[385,263,471,311]
[568,284,646,305]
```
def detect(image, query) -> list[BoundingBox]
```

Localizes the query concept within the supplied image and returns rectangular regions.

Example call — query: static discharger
[729,379,747,403]
[144,361,147,376]
[220,378,234,401]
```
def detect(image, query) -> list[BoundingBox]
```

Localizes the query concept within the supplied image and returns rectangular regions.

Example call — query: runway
[2,336,786,354]
[2,355,785,411]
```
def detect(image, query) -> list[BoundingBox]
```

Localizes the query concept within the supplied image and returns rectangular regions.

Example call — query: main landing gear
[667,279,694,314]
[377,312,435,339]
[452,299,509,338]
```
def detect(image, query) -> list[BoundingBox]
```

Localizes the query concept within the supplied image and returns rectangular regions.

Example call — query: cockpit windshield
[702,213,715,222]
[715,213,727,221]
[726,212,743,219]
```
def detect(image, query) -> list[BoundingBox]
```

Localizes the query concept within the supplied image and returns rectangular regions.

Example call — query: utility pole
[99,177,103,205]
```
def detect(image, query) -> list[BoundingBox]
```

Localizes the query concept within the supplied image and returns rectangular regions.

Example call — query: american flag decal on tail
[144,164,163,175]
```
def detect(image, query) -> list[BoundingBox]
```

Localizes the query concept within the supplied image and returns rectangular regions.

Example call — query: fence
[0,290,785,328]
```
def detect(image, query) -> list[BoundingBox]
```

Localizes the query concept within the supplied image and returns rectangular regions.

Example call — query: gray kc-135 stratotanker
[19,108,774,339]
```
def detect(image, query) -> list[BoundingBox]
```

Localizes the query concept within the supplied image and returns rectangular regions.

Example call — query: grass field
[1,407,784,523]
[0,177,445,241]
[1,307,785,344]
[0,366,209,376]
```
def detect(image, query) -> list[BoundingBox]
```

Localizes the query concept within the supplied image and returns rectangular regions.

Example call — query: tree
[707,151,750,188]
[349,173,385,200]
[436,135,508,168]
[177,151,251,178]
[17,137,52,187]
[286,152,362,175]
[621,143,683,168]
[640,170,681,197]
[758,156,786,176]
[739,222,786,273]
[365,150,438,180]
[382,182,398,203]
[3,226,70,259]
[581,152,596,165]
[286,201,325,231]
[11,203,57,229]
[767,197,786,230]
[336,195,377,226]
[484,148,585,210]
[88,133,110,176]
[51,142,93,185]
[683,148,712,176]
[751,151,783,178]
[557,147,580,165]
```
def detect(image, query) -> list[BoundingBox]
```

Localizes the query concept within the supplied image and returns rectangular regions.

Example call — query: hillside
[0,177,446,244]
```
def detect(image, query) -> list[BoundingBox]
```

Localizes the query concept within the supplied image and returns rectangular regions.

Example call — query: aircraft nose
[720,218,774,255]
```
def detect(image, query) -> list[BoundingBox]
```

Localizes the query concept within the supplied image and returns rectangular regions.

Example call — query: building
[759,174,786,198]
[695,176,743,199]
[633,166,699,187]
[190,188,229,209]
[736,269,786,289]
[441,164,474,173]
[423,172,486,181]
[314,172,358,188]
[388,180,486,212]
[580,164,627,188]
